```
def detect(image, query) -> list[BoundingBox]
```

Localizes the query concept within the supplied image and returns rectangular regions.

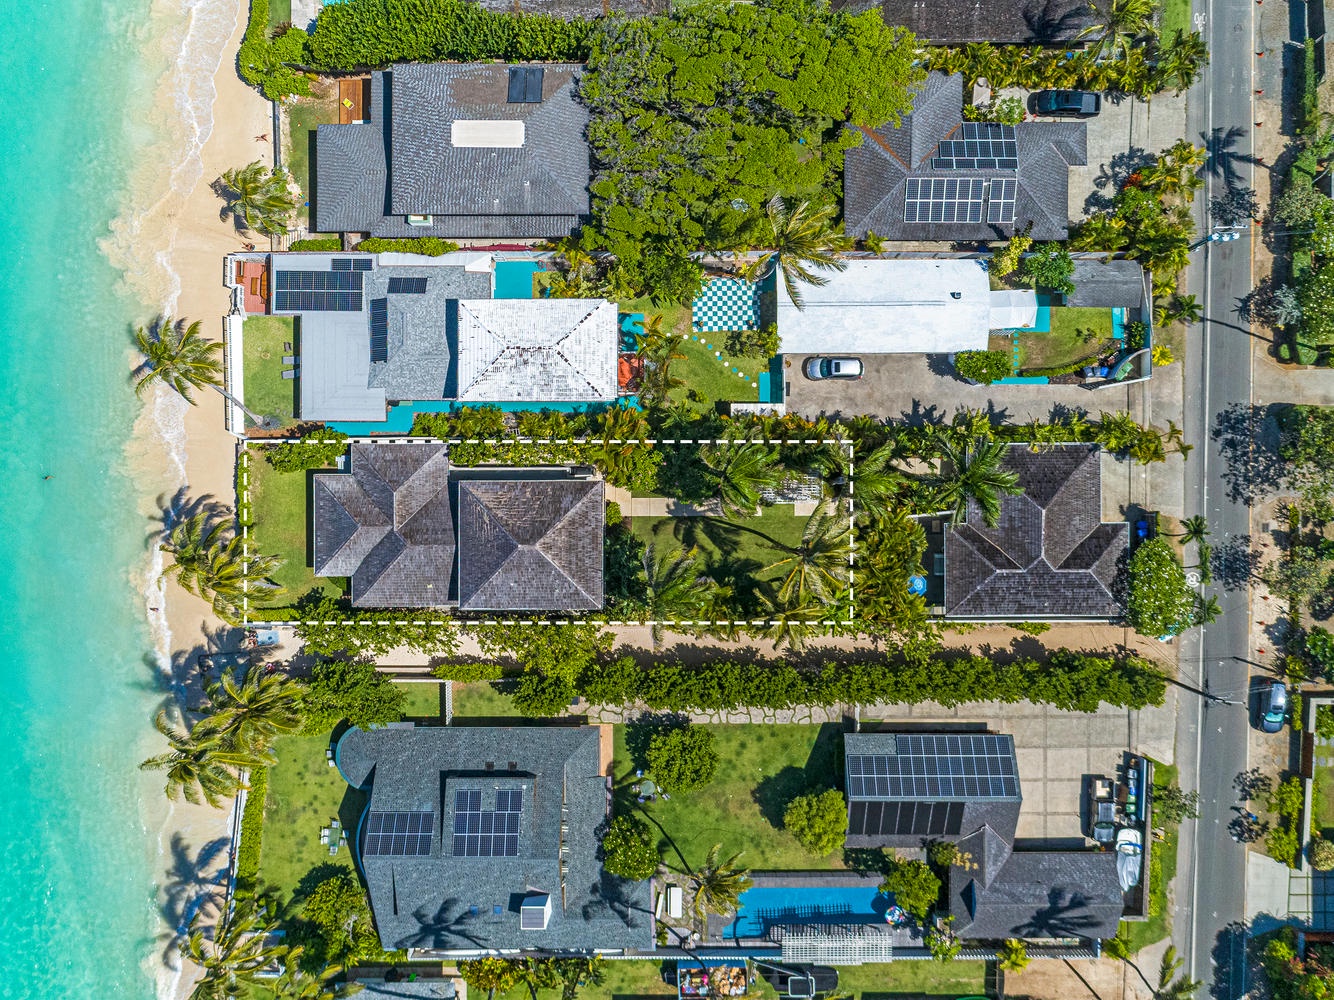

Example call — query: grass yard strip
[1122,758,1178,952]
[259,733,365,906]
[832,960,988,997]
[247,454,341,603]
[612,722,847,872]
[628,505,809,614]
[398,681,445,721]
[671,336,761,405]
[1021,306,1116,370]
[242,316,298,425]
[268,0,292,30]
[1160,0,1191,42]
[1314,766,1334,835]
[288,96,338,222]
[451,680,527,719]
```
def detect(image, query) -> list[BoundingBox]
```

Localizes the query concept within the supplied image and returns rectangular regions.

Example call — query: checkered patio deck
[692,277,763,333]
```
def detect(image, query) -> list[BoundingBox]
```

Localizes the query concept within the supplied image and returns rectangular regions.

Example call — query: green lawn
[288,97,337,223]
[832,961,988,997]
[1314,767,1334,836]
[617,295,761,408]
[628,505,811,614]
[246,450,343,606]
[1160,0,1191,42]
[1122,759,1179,953]
[612,723,847,872]
[242,316,298,426]
[452,680,525,719]
[268,0,293,29]
[259,733,365,906]
[1019,307,1116,372]
[401,681,446,721]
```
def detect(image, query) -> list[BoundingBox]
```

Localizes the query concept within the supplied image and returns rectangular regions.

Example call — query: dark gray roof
[842,733,1022,849]
[943,444,1128,620]
[457,479,605,611]
[369,270,493,402]
[834,0,1095,43]
[389,63,589,217]
[314,443,456,607]
[336,724,653,954]
[1067,258,1149,309]
[843,73,1086,243]
[315,65,591,239]
[949,850,1124,941]
[354,981,457,999]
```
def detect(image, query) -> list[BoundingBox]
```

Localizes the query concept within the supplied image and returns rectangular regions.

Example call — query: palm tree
[140,709,272,806]
[758,594,835,651]
[934,438,1023,528]
[1180,514,1210,545]
[271,948,360,999]
[1078,0,1155,61]
[219,160,296,234]
[135,317,266,424]
[183,898,288,1000]
[821,442,906,522]
[998,938,1030,972]
[1154,946,1202,1000]
[690,844,754,920]
[642,543,718,641]
[206,666,306,753]
[699,442,784,517]
[763,502,852,607]
[746,195,853,310]
[636,315,687,404]
[160,513,284,622]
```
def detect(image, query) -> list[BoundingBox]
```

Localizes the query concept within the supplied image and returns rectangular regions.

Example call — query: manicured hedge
[355,237,460,256]
[289,237,342,252]
[577,651,1166,714]
[235,766,268,892]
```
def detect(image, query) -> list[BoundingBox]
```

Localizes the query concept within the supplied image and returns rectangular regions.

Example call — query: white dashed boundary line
[239,435,856,630]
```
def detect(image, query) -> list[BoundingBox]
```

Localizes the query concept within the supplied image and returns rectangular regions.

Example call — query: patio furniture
[283,341,292,351]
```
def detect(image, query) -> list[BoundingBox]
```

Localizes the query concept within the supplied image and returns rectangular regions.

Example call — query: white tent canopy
[988,289,1039,331]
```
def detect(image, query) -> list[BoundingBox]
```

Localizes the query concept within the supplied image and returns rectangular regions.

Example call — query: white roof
[454,298,618,402]
[989,289,1039,330]
[776,259,992,355]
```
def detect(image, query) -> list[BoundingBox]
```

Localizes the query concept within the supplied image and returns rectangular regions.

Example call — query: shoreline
[105,1,272,995]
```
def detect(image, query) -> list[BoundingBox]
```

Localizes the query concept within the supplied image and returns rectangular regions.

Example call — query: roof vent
[485,761,495,771]
[520,893,552,931]
[507,66,545,103]
[950,291,962,299]
[508,761,518,770]
[451,120,525,148]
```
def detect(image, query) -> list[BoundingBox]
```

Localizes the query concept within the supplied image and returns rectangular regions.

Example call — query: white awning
[989,289,1039,330]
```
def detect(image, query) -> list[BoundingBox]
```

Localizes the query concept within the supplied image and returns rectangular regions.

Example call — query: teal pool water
[330,398,641,435]
[723,884,890,939]
[0,2,176,996]
[493,260,544,298]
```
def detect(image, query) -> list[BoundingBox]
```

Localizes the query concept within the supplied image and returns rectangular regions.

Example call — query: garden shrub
[293,594,461,658]
[355,236,460,256]
[600,815,660,880]
[783,789,848,856]
[1307,626,1334,676]
[1127,538,1198,636]
[880,858,940,920]
[298,870,380,964]
[265,428,349,472]
[605,500,623,526]
[954,350,1011,384]
[234,766,267,892]
[1298,341,1321,366]
[1318,706,1334,740]
[512,672,578,717]
[724,327,781,360]
[1312,837,1334,871]
[963,95,1025,125]
[303,658,406,733]
[1268,825,1300,867]
[288,237,342,252]
[1125,320,1148,350]
[1021,243,1076,294]
[646,725,719,794]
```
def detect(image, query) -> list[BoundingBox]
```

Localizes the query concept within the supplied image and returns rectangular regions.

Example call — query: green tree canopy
[600,815,661,880]
[783,789,849,856]
[880,858,941,921]
[302,658,406,734]
[1127,538,1198,636]
[647,725,719,794]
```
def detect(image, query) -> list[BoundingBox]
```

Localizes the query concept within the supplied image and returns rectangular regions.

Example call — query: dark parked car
[1261,681,1288,733]
[756,964,839,998]
[1033,90,1102,117]
[803,357,863,380]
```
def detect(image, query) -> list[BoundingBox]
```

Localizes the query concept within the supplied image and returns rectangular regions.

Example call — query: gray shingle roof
[457,479,605,611]
[949,850,1124,941]
[455,299,619,402]
[314,65,591,239]
[833,0,1095,43]
[843,73,1086,243]
[389,63,590,218]
[1068,258,1149,308]
[337,724,653,954]
[943,444,1128,620]
[314,443,456,607]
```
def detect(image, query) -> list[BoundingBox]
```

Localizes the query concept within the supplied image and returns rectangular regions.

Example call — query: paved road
[1175,0,1258,991]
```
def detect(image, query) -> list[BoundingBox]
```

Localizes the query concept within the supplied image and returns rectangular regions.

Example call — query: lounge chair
[282,355,296,365]
[281,369,297,380]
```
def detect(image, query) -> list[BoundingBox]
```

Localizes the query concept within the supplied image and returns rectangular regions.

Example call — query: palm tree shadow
[1200,126,1258,192]
[157,832,230,968]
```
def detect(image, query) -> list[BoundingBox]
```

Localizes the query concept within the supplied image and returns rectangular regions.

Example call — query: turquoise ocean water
[0,2,197,996]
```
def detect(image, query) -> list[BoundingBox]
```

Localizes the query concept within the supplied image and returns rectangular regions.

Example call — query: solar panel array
[847,734,1019,800]
[848,799,966,838]
[932,122,1019,170]
[363,810,434,856]
[274,270,364,312]
[904,178,985,224]
[387,276,428,294]
[507,66,545,103]
[331,258,373,272]
[987,178,1018,224]
[369,298,388,363]
[452,788,522,857]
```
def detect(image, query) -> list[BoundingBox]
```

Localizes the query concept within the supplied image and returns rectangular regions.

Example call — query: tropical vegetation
[219,160,296,234]
[689,843,753,919]
[783,789,849,856]
[647,724,719,794]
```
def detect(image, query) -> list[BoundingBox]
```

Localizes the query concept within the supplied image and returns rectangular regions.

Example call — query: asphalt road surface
[1176,0,1257,991]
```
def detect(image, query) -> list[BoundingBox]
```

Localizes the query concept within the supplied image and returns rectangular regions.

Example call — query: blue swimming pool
[723,884,891,939]
[493,260,545,299]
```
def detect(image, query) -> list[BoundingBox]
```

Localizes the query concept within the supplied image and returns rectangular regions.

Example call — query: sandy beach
[107,1,273,994]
